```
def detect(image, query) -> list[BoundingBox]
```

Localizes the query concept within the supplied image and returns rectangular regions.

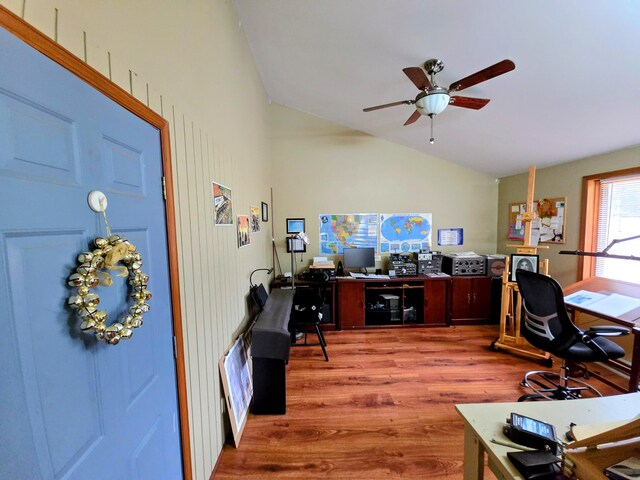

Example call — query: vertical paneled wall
[0,1,273,478]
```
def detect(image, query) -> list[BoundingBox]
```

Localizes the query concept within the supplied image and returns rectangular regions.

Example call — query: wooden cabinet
[337,277,449,329]
[450,276,492,324]
[338,281,365,329]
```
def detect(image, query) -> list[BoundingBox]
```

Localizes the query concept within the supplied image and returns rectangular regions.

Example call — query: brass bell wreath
[68,234,151,345]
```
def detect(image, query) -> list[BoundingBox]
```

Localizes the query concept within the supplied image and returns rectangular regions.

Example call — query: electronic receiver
[389,253,417,276]
[412,252,443,275]
[503,413,559,454]
[441,253,486,276]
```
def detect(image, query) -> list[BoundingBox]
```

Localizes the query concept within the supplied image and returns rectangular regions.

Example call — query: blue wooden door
[0,26,183,479]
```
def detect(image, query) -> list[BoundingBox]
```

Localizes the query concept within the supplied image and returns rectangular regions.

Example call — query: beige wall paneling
[270,104,499,273]
[1,0,21,17]
[0,0,274,477]
[497,146,640,287]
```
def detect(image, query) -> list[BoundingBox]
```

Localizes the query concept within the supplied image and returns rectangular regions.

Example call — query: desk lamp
[249,267,274,288]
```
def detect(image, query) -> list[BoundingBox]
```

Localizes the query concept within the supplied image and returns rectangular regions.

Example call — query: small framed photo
[510,254,539,282]
[261,202,269,222]
[286,218,305,234]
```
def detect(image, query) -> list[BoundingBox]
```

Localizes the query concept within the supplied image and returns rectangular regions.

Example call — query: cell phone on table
[503,412,559,454]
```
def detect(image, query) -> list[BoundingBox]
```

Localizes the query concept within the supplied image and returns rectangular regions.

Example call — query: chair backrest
[515,269,579,354]
[292,285,325,320]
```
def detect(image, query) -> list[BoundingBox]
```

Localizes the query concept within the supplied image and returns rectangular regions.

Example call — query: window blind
[595,175,640,283]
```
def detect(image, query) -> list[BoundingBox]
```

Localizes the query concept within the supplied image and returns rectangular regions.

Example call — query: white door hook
[87,190,108,212]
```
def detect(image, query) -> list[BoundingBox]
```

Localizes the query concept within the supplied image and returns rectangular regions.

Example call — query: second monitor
[343,247,375,274]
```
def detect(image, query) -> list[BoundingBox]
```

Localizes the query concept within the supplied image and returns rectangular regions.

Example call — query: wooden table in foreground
[456,392,640,480]
[564,277,640,392]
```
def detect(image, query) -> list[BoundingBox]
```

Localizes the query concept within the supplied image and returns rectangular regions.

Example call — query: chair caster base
[518,370,602,401]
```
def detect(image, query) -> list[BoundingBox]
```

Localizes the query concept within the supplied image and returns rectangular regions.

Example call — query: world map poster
[319,214,379,254]
[379,213,432,253]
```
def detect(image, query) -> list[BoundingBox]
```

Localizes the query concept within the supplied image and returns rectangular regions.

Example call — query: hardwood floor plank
[212,326,621,479]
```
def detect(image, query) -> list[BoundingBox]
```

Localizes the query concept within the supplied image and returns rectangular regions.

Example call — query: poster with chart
[318,214,379,254]
[379,213,432,253]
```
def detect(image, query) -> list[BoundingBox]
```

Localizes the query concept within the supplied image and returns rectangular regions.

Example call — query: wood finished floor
[212,325,620,479]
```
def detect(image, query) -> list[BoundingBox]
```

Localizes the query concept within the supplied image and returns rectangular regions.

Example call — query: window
[581,167,640,284]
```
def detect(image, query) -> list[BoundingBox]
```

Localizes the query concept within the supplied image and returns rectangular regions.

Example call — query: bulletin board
[508,197,567,244]
[219,334,252,447]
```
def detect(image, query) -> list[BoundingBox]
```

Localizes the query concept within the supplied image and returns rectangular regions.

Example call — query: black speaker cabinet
[490,276,503,323]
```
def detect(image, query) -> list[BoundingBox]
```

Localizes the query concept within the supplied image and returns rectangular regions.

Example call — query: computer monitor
[343,247,375,272]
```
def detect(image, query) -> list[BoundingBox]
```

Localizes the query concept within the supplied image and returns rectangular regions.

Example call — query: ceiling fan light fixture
[415,88,450,116]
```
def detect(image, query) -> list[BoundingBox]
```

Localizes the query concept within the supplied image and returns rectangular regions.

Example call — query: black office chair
[515,269,630,401]
[289,285,329,361]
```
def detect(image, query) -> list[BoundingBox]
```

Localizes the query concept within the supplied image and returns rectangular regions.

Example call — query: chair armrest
[580,334,608,358]
[585,325,630,337]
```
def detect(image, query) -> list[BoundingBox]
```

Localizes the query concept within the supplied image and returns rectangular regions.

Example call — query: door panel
[471,277,492,320]
[451,277,472,319]
[0,26,182,480]
[424,279,448,326]
[338,282,365,328]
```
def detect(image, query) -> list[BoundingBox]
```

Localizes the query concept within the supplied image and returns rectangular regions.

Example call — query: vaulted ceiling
[231,0,640,177]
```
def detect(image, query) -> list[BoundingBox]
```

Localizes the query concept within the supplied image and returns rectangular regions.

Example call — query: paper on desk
[313,256,328,263]
[565,291,640,317]
[565,290,607,307]
[585,293,640,317]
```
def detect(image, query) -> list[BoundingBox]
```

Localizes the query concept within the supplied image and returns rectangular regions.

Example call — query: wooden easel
[491,166,552,364]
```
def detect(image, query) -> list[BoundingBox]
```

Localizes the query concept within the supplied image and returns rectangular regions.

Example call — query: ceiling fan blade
[404,110,422,126]
[449,96,491,110]
[449,59,515,93]
[363,100,412,112]
[402,67,432,90]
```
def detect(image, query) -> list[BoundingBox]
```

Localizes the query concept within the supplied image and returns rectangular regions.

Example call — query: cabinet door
[451,277,473,320]
[338,282,365,329]
[424,279,448,326]
[471,277,492,320]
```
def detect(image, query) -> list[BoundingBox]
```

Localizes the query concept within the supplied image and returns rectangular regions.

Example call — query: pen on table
[490,438,536,451]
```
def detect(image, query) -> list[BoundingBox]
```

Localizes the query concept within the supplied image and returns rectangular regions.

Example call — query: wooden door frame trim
[0,6,192,479]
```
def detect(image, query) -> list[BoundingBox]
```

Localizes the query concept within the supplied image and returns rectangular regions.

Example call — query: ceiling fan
[363,58,515,143]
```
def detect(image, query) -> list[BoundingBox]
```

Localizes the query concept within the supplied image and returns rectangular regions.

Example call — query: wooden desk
[456,392,640,480]
[564,277,640,392]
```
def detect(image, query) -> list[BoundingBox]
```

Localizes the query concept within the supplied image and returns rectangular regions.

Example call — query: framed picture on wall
[261,202,268,222]
[510,254,539,282]
[286,218,305,234]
